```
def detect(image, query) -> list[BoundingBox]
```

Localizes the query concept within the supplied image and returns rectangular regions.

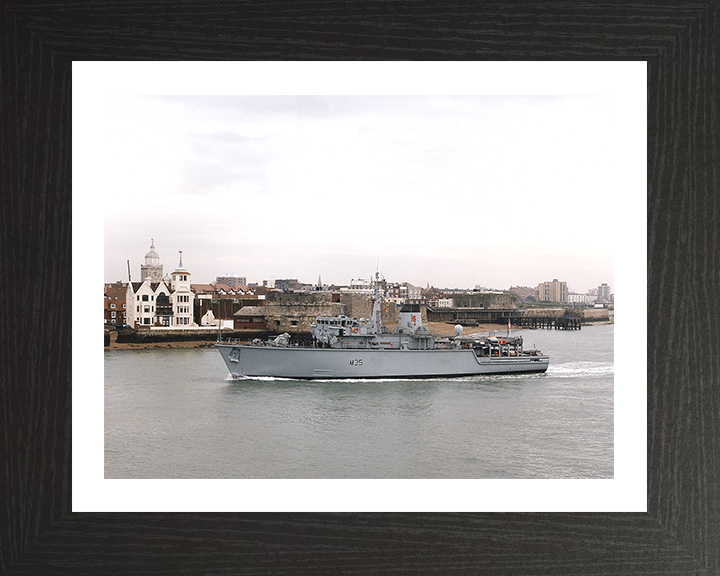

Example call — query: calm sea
[105,324,613,479]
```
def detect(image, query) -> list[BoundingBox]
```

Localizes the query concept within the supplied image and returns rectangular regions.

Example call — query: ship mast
[369,269,382,333]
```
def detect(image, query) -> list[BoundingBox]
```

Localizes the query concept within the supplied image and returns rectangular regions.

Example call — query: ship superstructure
[216,273,549,380]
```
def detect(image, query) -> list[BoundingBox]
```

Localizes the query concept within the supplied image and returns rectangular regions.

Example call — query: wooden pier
[511,315,581,330]
[427,307,583,330]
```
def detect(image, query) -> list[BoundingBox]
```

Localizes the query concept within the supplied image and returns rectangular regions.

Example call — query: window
[143,318,150,324]
[142,295,149,301]
[110,303,116,309]
[144,306,150,313]
[111,311,116,318]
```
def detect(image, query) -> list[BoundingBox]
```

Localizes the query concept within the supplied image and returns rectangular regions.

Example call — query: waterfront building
[537,279,568,303]
[104,282,127,326]
[233,306,267,330]
[125,249,197,328]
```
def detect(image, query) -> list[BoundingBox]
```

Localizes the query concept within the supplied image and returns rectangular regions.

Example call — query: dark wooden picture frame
[2,3,718,574]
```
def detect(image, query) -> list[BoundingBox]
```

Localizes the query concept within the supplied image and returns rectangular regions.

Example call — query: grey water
[104,324,613,479]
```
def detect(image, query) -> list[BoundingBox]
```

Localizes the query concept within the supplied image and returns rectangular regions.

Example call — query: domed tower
[140,239,163,282]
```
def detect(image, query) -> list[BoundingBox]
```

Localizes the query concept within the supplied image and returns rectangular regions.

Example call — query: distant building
[386,283,407,305]
[596,283,612,302]
[427,297,453,308]
[537,279,568,303]
[342,278,374,294]
[567,293,589,305]
[275,278,303,292]
[216,274,247,287]
[404,283,425,305]
[192,283,255,299]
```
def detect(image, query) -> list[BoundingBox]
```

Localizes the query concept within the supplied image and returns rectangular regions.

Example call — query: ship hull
[216,343,549,380]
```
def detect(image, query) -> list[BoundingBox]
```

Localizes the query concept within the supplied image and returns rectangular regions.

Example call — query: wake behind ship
[216,275,549,380]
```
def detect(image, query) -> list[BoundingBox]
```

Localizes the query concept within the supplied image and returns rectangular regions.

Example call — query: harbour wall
[579,308,612,322]
[115,328,271,344]
[427,306,611,326]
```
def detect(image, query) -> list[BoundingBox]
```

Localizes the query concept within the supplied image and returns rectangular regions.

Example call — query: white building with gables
[126,241,197,328]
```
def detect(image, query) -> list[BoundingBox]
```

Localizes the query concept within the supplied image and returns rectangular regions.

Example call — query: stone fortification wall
[519,307,611,322]
[115,328,265,344]
[264,291,341,334]
[338,292,372,321]
[580,308,611,322]
[519,307,566,318]
[453,292,517,309]
[338,292,402,326]
[263,290,408,335]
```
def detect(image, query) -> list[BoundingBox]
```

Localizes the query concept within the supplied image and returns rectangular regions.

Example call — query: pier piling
[512,315,581,330]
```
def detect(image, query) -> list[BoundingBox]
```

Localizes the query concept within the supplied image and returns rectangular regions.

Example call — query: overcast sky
[100,94,616,293]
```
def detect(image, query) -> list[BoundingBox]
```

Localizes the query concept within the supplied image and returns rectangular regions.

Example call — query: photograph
[100,94,617,481]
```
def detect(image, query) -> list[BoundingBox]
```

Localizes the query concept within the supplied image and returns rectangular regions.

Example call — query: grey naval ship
[216,278,549,380]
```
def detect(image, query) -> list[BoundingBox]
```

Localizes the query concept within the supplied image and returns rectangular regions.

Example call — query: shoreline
[105,322,528,350]
[105,321,612,350]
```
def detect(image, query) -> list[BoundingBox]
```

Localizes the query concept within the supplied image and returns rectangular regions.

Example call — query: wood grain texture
[1,1,718,574]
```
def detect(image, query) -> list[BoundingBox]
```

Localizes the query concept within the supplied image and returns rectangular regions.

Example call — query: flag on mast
[507,318,511,336]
